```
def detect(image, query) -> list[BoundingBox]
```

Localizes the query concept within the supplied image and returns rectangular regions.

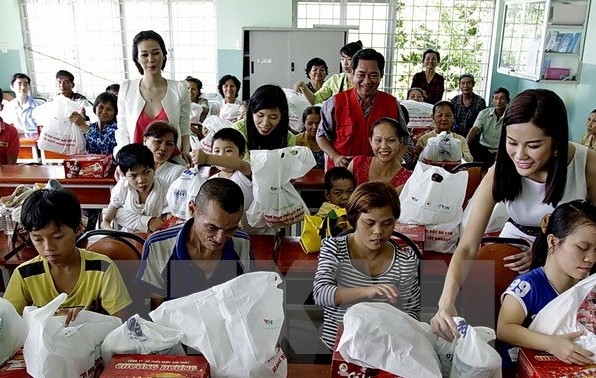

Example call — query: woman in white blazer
[115,30,191,165]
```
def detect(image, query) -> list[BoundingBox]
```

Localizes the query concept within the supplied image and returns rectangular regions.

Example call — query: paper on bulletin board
[549,3,586,25]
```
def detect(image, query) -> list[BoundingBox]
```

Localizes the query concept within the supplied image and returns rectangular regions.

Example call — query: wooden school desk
[17,137,40,164]
[0,165,115,209]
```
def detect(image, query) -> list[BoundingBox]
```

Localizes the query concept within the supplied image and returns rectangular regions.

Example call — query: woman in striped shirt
[313,181,421,350]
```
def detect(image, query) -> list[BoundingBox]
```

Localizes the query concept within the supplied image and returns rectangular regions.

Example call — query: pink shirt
[134,108,169,144]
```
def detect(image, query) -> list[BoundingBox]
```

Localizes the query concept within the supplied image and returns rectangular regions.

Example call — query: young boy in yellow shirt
[3,189,131,324]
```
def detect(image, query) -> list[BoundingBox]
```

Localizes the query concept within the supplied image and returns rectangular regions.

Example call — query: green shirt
[314,73,354,104]
[473,107,504,152]
[232,119,296,162]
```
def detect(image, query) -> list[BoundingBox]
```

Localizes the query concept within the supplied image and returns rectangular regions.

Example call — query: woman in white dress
[431,89,596,342]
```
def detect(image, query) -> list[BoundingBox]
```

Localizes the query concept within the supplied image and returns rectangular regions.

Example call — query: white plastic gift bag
[399,162,468,225]
[247,146,316,228]
[190,102,204,124]
[150,272,286,378]
[219,102,241,122]
[34,97,86,155]
[339,302,442,378]
[420,131,463,162]
[101,314,185,364]
[23,293,122,378]
[529,274,596,355]
[165,167,207,220]
[0,298,27,365]
[401,99,434,128]
[425,215,463,253]
[282,88,311,133]
[200,115,233,153]
[450,317,502,378]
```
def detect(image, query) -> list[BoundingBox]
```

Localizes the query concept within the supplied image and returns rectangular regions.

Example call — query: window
[19,0,217,100]
[295,0,495,100]
[296,1,392,78]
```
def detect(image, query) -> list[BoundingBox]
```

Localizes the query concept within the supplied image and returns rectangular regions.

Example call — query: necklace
[141,79,165,103]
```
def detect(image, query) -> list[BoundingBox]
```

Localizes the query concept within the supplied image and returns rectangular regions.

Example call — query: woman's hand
[367,284,399,303]
[430,305,460,341]
[503,249,532,273]
[294,81,306,94]
[100,220,113,230]
[548,332,594,365]
[182,151,193,167]
[69,111,86,128]
[333,155,352,168]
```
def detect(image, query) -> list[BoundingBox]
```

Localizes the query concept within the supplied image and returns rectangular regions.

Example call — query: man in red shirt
[0,87,20,165]
[316,49,406,169]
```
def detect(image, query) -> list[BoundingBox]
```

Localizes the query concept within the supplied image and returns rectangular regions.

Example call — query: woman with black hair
[303,57,329,93]
[115,30,191,165]
[232,84,295,161]
[431,89,596,341]
[498,200,596,368]
[210,74,242,122]
[294,41,363,105]
[410,49,444,105]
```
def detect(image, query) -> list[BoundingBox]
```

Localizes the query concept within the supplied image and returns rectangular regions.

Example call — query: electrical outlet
[0,43,7,53]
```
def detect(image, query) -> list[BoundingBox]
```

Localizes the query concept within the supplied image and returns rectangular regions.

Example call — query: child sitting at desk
[3,189,132,323]
[191,128,275,234]
[101,143,169,233]
[316,167,356,218]
[497,200,596,369]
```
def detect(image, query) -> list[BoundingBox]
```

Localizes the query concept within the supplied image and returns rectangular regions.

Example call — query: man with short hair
[450,73,486,137]
[3,73,43,135]
[0,87,20,165]
[136,178,254,307]
[317,48,407,169]
[466,87,510,170]
[54,69,92,118]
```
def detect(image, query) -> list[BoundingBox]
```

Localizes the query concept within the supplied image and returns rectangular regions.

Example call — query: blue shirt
[7,96,41,133]
[450,93,486,136]
[85,120,118,155]
[501,267,558,367]
[135,218,254,300]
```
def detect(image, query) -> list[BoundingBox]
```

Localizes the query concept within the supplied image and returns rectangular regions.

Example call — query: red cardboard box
[517,347,596,377]
[331,326,401,378]
[393,223,426,253]
[100,354,210,378]
[0,348,31,377]
[64,154,113,178]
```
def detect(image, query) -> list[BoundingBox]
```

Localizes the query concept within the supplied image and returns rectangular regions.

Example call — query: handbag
[299,208,349,254]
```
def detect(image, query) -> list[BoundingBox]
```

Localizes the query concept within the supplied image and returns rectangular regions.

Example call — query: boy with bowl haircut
[3,189,132,322]
[101,143,169,233]
[191,128,275,234]
[316,166,356,218]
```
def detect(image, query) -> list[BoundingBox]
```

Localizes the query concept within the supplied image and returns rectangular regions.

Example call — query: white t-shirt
[156,161,186,187]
